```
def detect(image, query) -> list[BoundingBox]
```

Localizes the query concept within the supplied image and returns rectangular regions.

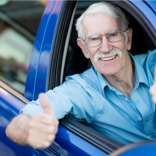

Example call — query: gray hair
[76,2,129,39]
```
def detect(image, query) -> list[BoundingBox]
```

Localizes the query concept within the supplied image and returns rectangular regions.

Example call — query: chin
[97,66,121,76]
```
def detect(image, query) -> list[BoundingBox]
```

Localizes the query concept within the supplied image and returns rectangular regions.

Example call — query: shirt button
[139,118,143,121]
[125,97,128,101]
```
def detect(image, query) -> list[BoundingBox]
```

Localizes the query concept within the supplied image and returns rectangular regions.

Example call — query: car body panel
[144,1,156,14]
[129,0,156,30]
[119,143,156,156]
[53,125,107,156]
[24,0,56,101]
[0,86,24,156]
[34,0,63,100]
[111,142,156,156]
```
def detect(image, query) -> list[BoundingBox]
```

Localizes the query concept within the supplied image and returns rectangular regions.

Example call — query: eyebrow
[86,28,120,37]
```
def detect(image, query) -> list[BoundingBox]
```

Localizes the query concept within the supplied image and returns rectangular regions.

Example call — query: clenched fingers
[31,113,58,126]
[30,122,58,134]
[27,122,58,149]
[26,112,59,149]
[27,133,56,149]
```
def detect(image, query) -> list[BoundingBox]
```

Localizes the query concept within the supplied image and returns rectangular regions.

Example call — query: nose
[100,35,112,53]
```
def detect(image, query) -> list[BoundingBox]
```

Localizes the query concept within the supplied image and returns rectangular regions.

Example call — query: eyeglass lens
[85,29,124,47]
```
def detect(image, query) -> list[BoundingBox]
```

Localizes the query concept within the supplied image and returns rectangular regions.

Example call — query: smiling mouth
[100,55,117,61]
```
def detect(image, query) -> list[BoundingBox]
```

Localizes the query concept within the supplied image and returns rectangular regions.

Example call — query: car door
[0,1,47,156]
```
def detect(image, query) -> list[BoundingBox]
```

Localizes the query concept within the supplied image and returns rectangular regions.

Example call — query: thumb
[39,93,54,115]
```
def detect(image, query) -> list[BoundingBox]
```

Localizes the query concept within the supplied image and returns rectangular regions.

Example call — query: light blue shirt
[21,49,156,145]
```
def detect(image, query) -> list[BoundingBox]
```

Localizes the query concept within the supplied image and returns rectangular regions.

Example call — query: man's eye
[90,36,100,41]
[108,33,117,37]
[91,37,98,40]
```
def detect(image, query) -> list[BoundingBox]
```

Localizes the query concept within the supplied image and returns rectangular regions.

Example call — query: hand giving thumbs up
[26,93,59,149]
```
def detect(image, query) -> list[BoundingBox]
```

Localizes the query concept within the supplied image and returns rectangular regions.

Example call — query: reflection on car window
[0,0,47,94]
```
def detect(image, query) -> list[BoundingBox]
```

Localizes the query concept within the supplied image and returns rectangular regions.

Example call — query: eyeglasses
[81,29,128,47]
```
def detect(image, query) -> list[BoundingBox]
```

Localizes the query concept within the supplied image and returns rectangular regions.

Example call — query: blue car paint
[54,126,107,156]
[129,0,156,30]
[144,1,156,14]
[34,0,64,100]
[24,0,56,101]
[0,87,24,156]
[119,142,156,156]
[1,86,107,156]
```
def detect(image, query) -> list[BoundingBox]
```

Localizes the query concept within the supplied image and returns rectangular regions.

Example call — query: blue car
[0,0,156,155]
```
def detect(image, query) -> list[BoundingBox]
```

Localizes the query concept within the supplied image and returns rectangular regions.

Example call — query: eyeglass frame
[80,29,129,47]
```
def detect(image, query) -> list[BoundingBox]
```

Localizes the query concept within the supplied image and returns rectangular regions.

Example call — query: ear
[77,38,90,59]
[126,28,133,50]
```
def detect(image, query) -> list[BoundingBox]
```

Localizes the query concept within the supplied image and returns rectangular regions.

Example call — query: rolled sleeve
[20,77,95,122]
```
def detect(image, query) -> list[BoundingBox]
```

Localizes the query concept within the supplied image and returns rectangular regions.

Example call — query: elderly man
[6,2,156,149]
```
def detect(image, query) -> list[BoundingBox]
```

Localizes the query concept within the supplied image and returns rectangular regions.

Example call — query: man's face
[77,14,132,76]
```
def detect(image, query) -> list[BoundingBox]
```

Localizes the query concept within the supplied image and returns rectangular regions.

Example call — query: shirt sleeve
[20,77,95,123]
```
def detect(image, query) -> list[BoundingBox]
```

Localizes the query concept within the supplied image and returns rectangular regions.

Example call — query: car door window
[0,0,47,94]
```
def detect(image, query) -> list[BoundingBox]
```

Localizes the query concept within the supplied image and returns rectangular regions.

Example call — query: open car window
[63,0,156,81]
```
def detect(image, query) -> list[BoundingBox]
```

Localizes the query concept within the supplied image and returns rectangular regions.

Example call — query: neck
[103,56,135,98]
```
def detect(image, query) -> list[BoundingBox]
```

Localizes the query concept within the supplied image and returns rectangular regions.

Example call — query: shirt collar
[97,53,149,96]
[130,53,149,89]
[97,72,116,97]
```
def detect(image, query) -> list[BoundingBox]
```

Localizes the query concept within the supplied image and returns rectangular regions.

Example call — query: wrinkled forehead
[82,13,122,37]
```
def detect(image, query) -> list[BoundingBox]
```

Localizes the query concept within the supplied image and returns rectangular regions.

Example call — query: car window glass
[0,0,47,94]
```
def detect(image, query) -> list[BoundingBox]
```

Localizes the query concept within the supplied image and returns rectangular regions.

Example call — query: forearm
[6,114,31,145]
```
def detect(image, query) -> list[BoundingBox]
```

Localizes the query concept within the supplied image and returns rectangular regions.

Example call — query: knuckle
[47,126,54,133]
[51,126,57,134]
[38,141,50,149]
[45,141,51,148]
[36,142,50,149]
[27,137,34,146]
[48,135,55,142]
[54,119,58,125]
[53,119,59,126]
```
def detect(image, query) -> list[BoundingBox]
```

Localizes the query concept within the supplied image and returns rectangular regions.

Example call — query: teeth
[101,55,116,61]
